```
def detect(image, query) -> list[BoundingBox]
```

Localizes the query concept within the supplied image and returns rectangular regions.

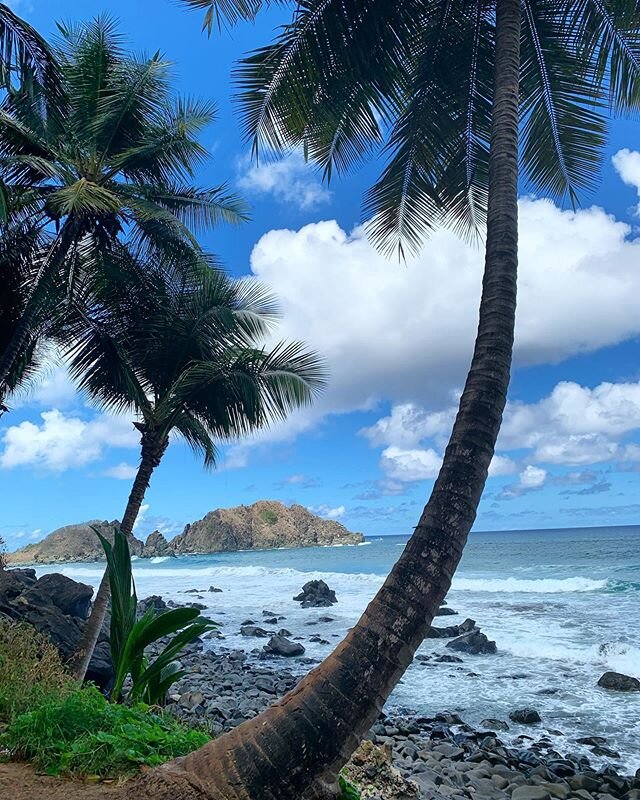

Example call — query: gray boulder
[597,671,640,691]
[263,635,305,657]
[447,629,497,655]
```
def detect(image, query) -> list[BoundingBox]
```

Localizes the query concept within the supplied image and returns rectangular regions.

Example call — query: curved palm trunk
[126,2,521,797]
[70,429,168,681]
[0,216,80,403]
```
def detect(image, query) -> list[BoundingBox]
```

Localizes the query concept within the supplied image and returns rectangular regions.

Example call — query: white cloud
[250,196,640,425]
[10,362,78,410]
[500,465,548,498]
[612,148,640,214]
[238,152,331,210]
[379,445,442,482]
[362,378,640,486]
[0,410,138,472]
[309,504,346,519]
[104,462,138,480]
[499,380,640,465]
[132,503,149,532]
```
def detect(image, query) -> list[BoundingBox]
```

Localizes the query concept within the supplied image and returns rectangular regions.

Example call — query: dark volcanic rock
[481,718,510,731]
[294,579,337,607]
[509,708,542,724]
[446,629,497,655]
[597,671,640,692]
[263,635,305,657]
[0,568,111,686]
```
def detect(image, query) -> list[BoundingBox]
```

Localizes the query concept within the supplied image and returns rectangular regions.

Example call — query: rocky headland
[7,501,364,565]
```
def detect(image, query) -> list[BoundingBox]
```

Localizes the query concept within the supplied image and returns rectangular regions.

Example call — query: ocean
[36,524,640,773]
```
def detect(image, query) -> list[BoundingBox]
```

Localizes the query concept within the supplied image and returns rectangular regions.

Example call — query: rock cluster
[427,617,497,655]
[0,568,111,685]
[294,579,338,607]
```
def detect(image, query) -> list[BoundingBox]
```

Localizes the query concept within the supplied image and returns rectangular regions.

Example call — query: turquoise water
[43,524,640,772]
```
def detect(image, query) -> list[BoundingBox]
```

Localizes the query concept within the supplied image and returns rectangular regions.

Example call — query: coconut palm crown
[0,15,247,399]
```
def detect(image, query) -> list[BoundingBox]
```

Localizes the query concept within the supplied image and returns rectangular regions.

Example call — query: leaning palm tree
[115,2,640,798]
[67,255,325,680]
[0,15,246,407]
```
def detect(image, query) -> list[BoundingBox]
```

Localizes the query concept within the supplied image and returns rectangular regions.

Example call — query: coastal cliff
[8,502,363,564]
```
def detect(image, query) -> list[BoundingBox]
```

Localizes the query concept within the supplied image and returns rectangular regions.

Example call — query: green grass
[0,618,74,723]
[3,685,210,777]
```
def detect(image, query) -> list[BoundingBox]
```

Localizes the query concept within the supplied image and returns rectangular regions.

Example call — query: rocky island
[7,501,364,565]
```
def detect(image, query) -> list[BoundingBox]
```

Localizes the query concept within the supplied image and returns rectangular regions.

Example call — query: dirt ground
[0,762,130,800]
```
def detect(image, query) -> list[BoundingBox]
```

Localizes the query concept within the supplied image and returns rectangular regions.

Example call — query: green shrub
[260,508,279,525]
[3,685,210,777]
[0,618,74,723]
[0,535,6,570]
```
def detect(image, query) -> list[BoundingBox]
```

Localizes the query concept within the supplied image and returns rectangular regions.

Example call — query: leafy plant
[96,526,216,704]
[0,535,6,569]
[3,685,210,777]
[0,618,74,723]
[338,774,361,800]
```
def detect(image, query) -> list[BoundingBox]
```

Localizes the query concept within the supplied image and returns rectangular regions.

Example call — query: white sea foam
[451,576,608,594]
[149,556,171,563]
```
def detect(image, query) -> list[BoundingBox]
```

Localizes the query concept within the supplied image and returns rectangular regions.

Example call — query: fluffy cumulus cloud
[0,410,138,472]
[360,379,640,487]
[250,196,640,424]
[237,152,331,210]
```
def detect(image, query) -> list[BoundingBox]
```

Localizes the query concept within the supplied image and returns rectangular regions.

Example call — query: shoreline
[161,636,640,799]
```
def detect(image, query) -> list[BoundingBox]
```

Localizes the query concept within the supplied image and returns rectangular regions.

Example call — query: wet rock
[597,671,640,692]
[241,625,270,637]
[576,737,608,746]
[435,607,458,617]
[509,708,542,724]
[447,630,497,655]
[208,586,223,592]
[293,579,337,607]
[481,719,510,731]
[137,595,169,616]
[512,786,552,800]
[263,635,305,657]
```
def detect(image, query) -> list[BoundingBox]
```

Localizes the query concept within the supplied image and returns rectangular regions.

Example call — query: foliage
[181,0,640,257]
[2,685,210,777]
[0,15,247,400]
[67,259,327,470]
[97,526,216,704]
[260,509,279,525]
[0,618,74,723]
[338,774,362,800]
[0,535,6,569]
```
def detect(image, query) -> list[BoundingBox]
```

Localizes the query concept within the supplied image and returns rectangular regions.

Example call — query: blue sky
[2,0,640,549]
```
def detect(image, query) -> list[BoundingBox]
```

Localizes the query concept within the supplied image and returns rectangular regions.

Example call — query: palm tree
[115,2,640,798]
[0,15,247,407]
[67,256,325,680]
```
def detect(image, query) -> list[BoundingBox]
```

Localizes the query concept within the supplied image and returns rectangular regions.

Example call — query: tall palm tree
[115,2,640,798]
[0,15,247,407]
[67,255,325,680]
